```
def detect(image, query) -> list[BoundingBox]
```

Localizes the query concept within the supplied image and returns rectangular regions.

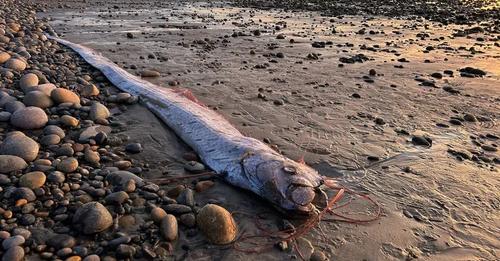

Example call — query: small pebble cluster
[0,1,237,260]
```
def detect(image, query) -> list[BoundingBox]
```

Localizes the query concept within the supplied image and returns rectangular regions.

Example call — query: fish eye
[283,166,297,174]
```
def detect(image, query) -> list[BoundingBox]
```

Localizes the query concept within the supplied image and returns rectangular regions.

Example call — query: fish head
[252,156,326,215]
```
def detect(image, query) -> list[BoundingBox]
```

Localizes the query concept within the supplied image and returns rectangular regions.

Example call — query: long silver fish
[48,35,328,214]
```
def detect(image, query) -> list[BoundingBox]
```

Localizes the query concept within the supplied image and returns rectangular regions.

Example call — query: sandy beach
[0,0,498,260]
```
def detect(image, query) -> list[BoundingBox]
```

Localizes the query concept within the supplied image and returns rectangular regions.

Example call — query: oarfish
[47,35,328,214]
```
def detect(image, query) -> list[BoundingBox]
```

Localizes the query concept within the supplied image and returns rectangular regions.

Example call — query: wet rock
[19,171,46,189]
[411,135,432,147]
[196,204,237,244]
[184,161,205,173]
[0,155,27,173]
[180,213,196,227]
[57,157,78,173]
[163,204,192,215]
[10,106,48,129]
[89,102,110,121]
[0,132,39,161]
[160,214,178,241]
[23,90,53,108]
[51,88,80,105]
[73,202,113,234]
[79,125,111,143]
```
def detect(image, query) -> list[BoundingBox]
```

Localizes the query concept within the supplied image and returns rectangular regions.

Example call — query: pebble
[44,125,65,138]
[47,234,76,249]
[72,202,113,234]
[151,207,167,223]
[125,143,143,153]
[0,51,11,63]
[60,115,79,127]
[23,90,53,108]
[310,250,328,261]
[40,134,61,146]
[19,73,39,91]
[180,213,196,227]
[163,204,192,215]
[57,157,79,173]
[4,58,27,71]
[411,135,432,147]
[12,187,36,202]
[84,148,100,165]
[34,83,57,96]
[160,214,178,241]
[184,161,205,173]
[106,170,144,187]
[116,244,136,258]
[51,88,80,105]
[196,204,237,244]
[83,254,100,261]
[195,180,215,192]
[2,246,24,261]
[2,235,25,249]
[141,70,160,77]
[10,106,48,129]
[0,132,40,162]
[89,102,110,121]
[19,171,46,189]
[105,191,129,205]
[0,155,27,173]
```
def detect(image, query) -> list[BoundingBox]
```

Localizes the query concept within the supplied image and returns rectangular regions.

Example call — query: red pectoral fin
[173,88,205,106]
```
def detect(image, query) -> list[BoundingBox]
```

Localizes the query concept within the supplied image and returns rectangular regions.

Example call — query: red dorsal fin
[173,88,205,106]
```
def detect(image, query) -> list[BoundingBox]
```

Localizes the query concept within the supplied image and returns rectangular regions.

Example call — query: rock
[0,52,11,64]
[177,188,194,207]
[79,125,111,143]
[163,204,192,215]
[40,134,61,146]
[60,115,79,127]
[12,187,36,202]
[180,213,196,227]
[47,234,76,249]
[57,157,78,173]
[2,235,25,249]
[184,161,205,173]
[23,90,53,108]
[5,100,25,113]
[47,171,65,183]
[80,84,99,97]
[2,246,24,261]
[106,170,144,187]
[463,114,477,122]
[125,143,142,153]
[160,214,178,241]
[0,132,39,161]
[116,244,136,258]
[51,88,80,105]
[83,254,100,261]
[19,171,46,189]
[0,111,11,121]
[84,148,100,165]
[151,207,167,223]
[141,70,160,77]
[44,125,65,138]
[19,73,39,91]
[310,250,328,261]
[10,107,48,129]
[0,155,27,173]
[73,202,113,234]
[196,204,237,244]
[195,180,215,192]
[33,83,57,96]
[89,102,110,121]
[411,135,432,147]
[4,58,27,71]
[105,191,129,205]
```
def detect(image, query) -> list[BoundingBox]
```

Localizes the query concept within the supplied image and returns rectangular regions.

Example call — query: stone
[40,134,61,146]
[47,171,65,183]
[141,70,160,77]
[51,88,80,105]
[33,83,57,96]
[0,155,27,173]
[83,255,100,261]
[4,58,27,71]
[195,180,215,192]
[84,148,100,165]
[184,161,205,173]
[12,187,36,202]
[80,84,99,97]
[57,157,78,173]
[2,246,24,261]
[79,125,111,143]
[0,111,11,121]
[10,106,48,129]
[125,143,142,153]
[151,207,167,223]
[23,90,53,108]
[19,171,46,189]
[47,234,76,249]
[89,102,110,121]
[105,191,129,205]
[180,213,196,228]
[310,250,328,261]
[19,73,39,91]
[5,101,25,113]
[0,132,39,161]
[2,235,25,249]
[163,204,192,215]
[196,204,237,244]
[44,125,65,138]
[160,214,178,241]
[60,115,79,127]
[116,244,136,258]
[0,52,11,64]
[106,170,144,187]
[73,202,113,234]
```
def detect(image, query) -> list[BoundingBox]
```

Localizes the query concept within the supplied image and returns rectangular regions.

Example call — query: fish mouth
[287,185,328,214]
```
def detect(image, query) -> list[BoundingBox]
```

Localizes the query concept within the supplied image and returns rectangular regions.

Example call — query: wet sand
[39,0,499,260]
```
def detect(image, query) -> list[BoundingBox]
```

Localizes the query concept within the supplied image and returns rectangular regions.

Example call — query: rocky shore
[0,1,241,260]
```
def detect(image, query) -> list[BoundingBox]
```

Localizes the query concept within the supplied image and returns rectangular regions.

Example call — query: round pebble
[23,90,53,108]
[57,157,79,173]
[73,202,113,234]
[10,106,48,129]
[51,88,80,105]
[197,204,237,244]
[0,132,39,162]
[160,214,178,241]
